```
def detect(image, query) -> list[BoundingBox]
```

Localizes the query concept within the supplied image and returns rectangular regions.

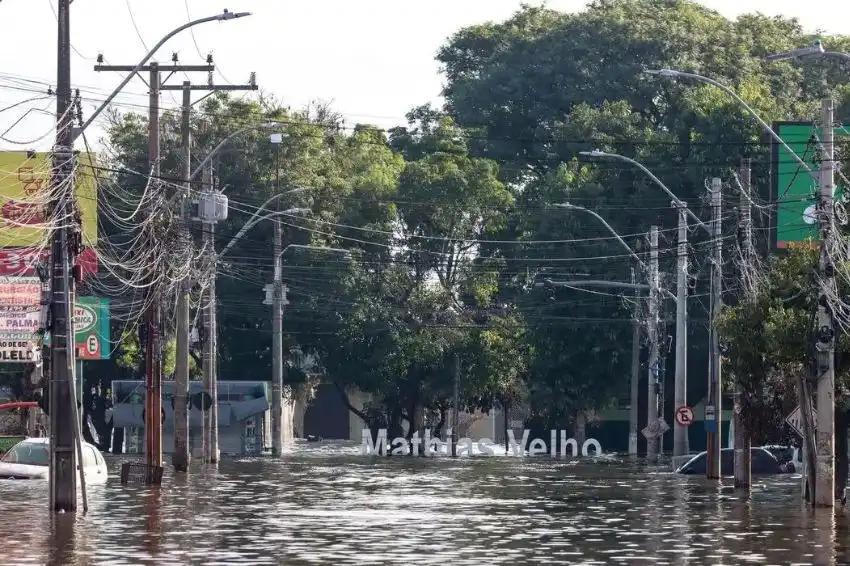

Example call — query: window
[1,442,49,466]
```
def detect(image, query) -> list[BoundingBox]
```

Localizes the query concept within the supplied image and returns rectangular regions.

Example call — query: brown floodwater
[0,441,847,565]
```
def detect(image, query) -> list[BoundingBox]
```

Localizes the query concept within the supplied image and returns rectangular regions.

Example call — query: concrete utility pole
[630,268,640,456]
[815,97,836,507]
[49,0,79,512]
[647,226,661,463]
[271,217,286,458]
[734,159,752,491]
[201,163,216,463]
[673,204,689,458]
[160,70,258,470]
[452,353,460,457]
[172,82,192,472]
[706,177,723,480]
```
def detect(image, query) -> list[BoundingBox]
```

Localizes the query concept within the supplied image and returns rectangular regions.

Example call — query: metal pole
[173,81,191,472]
[815,97,836,507]
[201,167,213,463]
[207,163,219,464]
[647,226,660,463]
[70,348,88,513]
[49,0,78,513]
[673,205,689,458]
[271,144,283,458]
[734,159,752,491]
[629,267,640,456]
[145,62,163,470]
[271,216,284,458]
[452,354,460,457]
[706,178,723,480]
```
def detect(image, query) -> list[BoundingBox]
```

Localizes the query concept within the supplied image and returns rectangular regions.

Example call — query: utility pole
[49,0,78,512]
[673,204,689,458]
[734,159,752,491]
[452,353,460,457]
[97,59,256,469]
[706,177,723,480]
[271,215,286,458]
[173,82,192,472]
[201,164,214,463]
[629,267,640,456]
[159,69,257,468]
[815,97,836,507]
[647,226,660,463]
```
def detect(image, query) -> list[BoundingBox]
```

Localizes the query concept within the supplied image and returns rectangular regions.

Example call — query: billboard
[773,122,850,248]
[0,247,97,277]
[0,151,98,247]
[0,276,41,362]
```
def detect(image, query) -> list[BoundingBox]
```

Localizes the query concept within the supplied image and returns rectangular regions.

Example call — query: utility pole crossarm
[93,64,214,72]
[160,84,258,91]
[544,279,649,290]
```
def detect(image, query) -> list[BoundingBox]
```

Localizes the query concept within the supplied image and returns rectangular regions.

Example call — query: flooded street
[0,441,847,565]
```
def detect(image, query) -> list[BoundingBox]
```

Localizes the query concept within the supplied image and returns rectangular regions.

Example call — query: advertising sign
[73,297,110,360]
[0,152,98,248]
[0,247,97,277]
[0,276,41,362]
[772,122,850,248]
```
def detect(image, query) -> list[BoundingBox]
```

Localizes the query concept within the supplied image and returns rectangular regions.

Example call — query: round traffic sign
[86,335,99,356]
[675,405,695,426]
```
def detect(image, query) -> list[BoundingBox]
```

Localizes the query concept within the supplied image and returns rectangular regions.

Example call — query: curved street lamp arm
[555,203,646,269]
[76,12,248,139]
[647,69,817,182]
[824,51,850,62]
[218,190,304,259]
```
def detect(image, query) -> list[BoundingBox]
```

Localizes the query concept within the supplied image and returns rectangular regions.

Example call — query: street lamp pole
[579,150,700,460]
[554,202,664,462]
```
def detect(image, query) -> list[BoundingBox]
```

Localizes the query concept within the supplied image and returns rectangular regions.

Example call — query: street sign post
[675,405,695,427]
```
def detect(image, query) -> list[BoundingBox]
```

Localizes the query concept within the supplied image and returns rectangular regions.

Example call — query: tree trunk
[503,399,511,453]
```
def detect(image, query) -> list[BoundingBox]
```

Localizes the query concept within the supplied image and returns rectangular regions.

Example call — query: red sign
[675,405,695,427]
[0,247,97,276]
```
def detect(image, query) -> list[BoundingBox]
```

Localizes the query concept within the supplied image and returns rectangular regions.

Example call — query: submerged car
[675,447,782,475]
[0,437,108,483]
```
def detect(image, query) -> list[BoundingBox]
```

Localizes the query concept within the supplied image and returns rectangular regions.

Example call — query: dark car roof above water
[676,447,781,475]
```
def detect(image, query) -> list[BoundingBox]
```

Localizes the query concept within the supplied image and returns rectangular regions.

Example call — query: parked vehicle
[761,445,802,472]
[0,437,108,483]
[675,447,782,475]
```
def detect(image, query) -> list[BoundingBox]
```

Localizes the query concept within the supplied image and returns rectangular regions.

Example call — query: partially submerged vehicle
[0,437,108,482]
[675,447,783,475]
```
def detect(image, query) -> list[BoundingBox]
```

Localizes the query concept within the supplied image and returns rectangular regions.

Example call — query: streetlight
[643,68,817,181]
[765,40,850,62]
[75,10,251,139]
[270,243,350,457]
[578,150,697,460]
[554,201,664,462]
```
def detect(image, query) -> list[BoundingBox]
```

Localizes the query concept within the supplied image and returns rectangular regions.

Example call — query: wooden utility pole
[95,59,255,471]
[49,0,79,512]
[815,98,836,507]
[734,159,752,491]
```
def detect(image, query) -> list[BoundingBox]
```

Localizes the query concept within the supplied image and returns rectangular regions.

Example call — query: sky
[1,0,849,153]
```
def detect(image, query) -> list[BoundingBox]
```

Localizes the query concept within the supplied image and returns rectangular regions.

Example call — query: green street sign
[773,122,849,249]
[44,297,110,360]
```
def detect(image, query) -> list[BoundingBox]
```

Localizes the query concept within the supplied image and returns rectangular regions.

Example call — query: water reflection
[0,442,848,564]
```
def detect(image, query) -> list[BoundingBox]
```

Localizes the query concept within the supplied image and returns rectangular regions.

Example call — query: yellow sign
[0,152,98,247]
